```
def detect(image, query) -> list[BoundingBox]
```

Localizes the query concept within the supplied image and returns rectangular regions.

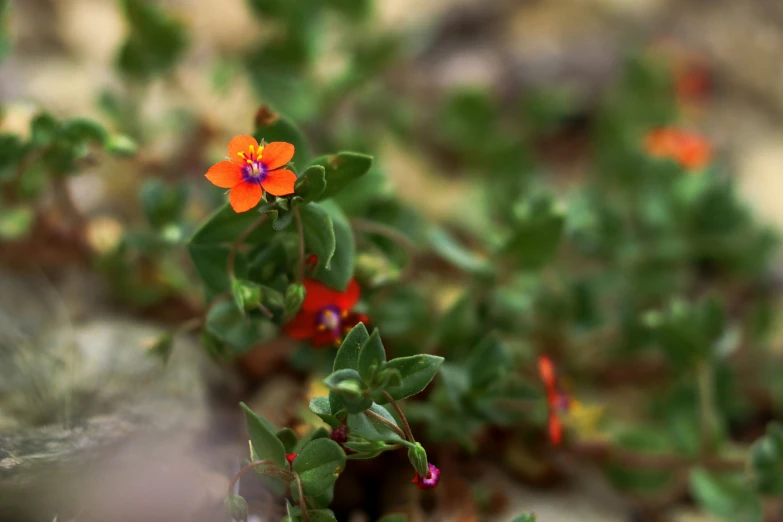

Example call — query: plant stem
[227,214,269,279]
[294,207,305,283]
[174,316,202,336]
[294,472,310,522]
[383,391,415,443]
[364,408,407,440]
[351,218,418,279]
[697,360,717,458]
[227,459,277,497]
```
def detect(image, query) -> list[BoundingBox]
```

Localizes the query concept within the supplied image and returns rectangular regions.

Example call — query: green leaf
[310,201,355,291]
[605,428,676,493]
[190,202,274,245]
[253,106,312,167]
[188,244,244,296]
[466,334,511,394]
[294,165,326,203]
[224,495,248,522]
[346,403,403,443]
[63,118,108,146]
[30,113,60,147]
[283,283,306,322]
[232,279,262,313]
[381,355,444,401]
[117,0,188,80]
[282,507,338,522]
[205,300,265,352]
[294,427,330,453]
[299,203,336,271]
[0,205,34,240]
[427,226,492,276]
[749,422,783,495]
[690,468,761,522]
[312,152,373,201]
[291,438,346,497]
[309,397,341,428]
[377,515,408,522]
[502,193,565,270]
[140,178,187,229]
[358,329,386,383]
[324,369,371,413]
[106,134,138,156]
[276,428,298,454]
[240,402,286,469]
[510,515,536,522]
[334,322,369,372]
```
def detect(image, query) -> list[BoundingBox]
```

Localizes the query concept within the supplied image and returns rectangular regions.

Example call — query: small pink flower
[412,463,440,490]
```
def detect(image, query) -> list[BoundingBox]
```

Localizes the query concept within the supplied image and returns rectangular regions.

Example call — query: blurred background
[2,0,783,521]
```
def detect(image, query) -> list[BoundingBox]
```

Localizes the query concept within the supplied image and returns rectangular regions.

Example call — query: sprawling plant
[1,0,782,521]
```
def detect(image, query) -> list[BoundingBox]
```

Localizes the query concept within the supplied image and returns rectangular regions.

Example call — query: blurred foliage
[1,0,782,520]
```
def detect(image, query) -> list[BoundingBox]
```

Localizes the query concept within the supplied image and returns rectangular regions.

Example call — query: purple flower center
[241,161,268,184]
[316,305,345,339]
[416,463,440,489]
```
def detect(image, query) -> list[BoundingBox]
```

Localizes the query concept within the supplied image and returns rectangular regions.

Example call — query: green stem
[227,214,269,279]
[294,207,305,283]
[364,408,406,440]
[227,459,280,497]
[294,472,310,522]
[383,391,415,443]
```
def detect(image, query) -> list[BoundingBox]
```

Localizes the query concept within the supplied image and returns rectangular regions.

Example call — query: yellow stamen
[237,152,246,159]
[317,324,326,331]
[341,310,348,318]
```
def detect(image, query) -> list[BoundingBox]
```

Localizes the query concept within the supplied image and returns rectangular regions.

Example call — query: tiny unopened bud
[330,425,348,444]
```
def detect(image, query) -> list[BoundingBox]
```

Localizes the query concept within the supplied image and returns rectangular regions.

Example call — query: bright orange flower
[644,128,711,171]
[538,355,570,446]
[284,278,368,347]
[205,135,296,213]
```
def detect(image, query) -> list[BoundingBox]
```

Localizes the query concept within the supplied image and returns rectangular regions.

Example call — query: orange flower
[644,128,711,171]
[284,278,369,347]
[538,355,570,445]
[206,135,297,212]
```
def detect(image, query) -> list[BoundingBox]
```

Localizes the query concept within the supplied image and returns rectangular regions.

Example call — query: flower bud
[407,442,429,477]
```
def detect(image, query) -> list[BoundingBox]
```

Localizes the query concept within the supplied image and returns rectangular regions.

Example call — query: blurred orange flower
[538,355,568,445]
[205,135,296,212]
[644,128,711,171]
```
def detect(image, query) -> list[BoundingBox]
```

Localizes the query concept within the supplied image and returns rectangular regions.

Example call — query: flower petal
[259,141,295,170]
[312,329,340,347]
[229,181,263,213]
[334,278,361,310]
[548,412,563,445]
[261,168,296,196]
[283,311,318,340]
[205,161,243,188]
[228,135,259,165]
[302,279,346,312]
[538,355,556,391]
